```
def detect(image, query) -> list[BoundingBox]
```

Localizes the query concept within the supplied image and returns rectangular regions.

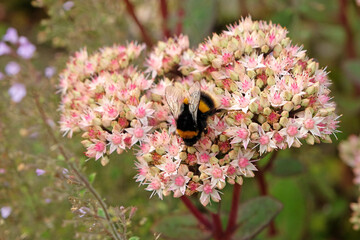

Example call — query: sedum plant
[58,17,340,239]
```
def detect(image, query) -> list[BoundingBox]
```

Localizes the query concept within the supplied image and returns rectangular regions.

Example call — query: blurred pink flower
[3,28,18,44]
[8,83,26,103]
[5,61,20,75]
[36,168,46,176]
[0,42,11,55]
[1,206,12,219]
[17,42,36,59]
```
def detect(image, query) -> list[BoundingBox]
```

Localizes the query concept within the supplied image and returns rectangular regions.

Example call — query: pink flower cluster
[146,34,194,78]
[58,43,168,164]
[339,134,360,230]
[59,17,340,206]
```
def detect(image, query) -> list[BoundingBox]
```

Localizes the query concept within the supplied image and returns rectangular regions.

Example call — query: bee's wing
[165,86,183,119]
[188,82,201,124]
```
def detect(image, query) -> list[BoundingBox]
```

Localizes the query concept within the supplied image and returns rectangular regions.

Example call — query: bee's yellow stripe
[177,129,198,139]
[199,100,210,113]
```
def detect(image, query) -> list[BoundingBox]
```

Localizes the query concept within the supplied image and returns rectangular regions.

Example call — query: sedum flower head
[59,18,340,206]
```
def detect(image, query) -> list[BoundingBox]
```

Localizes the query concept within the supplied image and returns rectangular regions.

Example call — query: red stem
[123,0,153,47]
[180,196,212,230]
[224,183,242,237]
[160,0,171,38]
[175,2,185,36]
[238,0,249,17]
[211,213,224,239]
[256,151,279,237]
[339,0,356,59]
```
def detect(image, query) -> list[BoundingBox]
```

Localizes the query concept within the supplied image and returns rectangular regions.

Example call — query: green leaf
[234,196,283,239]
[204,201,220,214]
[97,208,106,218]
[88,172,96,184]
[270,9,294,29]
[271,157,305,177]
[183,0,217,46]
[129,237,140,240]
[152,214,211,240]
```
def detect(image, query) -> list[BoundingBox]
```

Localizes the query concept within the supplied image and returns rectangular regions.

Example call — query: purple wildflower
[8,83,26,103]
[5,61,20,76]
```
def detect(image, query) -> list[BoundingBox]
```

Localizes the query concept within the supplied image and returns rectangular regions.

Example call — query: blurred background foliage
[0,0,360,239]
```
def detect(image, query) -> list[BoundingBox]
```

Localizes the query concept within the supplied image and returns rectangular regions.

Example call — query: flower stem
[224,183,242,237]
[160,0,171,38]
[180,196,212,230]
[339,0,356,59]
[33,93,121,240]
[175,2,185,36]
[123,0,153,47]
[211,211,224,239]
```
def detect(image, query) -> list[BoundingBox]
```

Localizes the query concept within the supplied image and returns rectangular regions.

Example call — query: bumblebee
[165,83,218,146]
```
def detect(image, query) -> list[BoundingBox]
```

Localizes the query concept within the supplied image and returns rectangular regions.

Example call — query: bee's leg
[204,128,208,134]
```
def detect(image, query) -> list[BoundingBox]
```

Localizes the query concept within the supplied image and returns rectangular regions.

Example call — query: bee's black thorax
[176,92,217,146]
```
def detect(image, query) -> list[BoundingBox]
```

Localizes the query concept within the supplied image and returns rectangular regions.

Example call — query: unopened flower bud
[273,44,283,58]
[322,135,332,143]
[92,118,102,126]
[179,152,187,160]
[281,37,290,47]
[187,172,194,178]
[307,61,317,75]
[292,94,302,105]
[187,147,196,154]
[284,91,292,101]
[301,99,310,107]
[229,150,237,159]
[263,107,272,116]
[247,70,256,79]
[251,132,259,140]
[236,176,243,185]
[273,123,281,130]
[257,114,266,124]
[200,173,209,180]
[262,122,271,132]
[225,117,235,125]
[267,76,275,86]
[217,181,226,190]
[283,101,294,112]
[281,111,289,117]
[249,122,259,132]
[292,140,301,148]
[261,45,270,54]
[212,58,223,69]
[210,156,219,164]
[227,178,235,184]
[279,117,288,126]
[245,45,253,54]
[101,156,109,166]
[211,144,219,153]
[219,134,228,142]
[306,135,315,145]
[126,111,135,120]
[249,102,259,113]
[256,78,264,88]
[192,175,199,182]
[230,70,239,81]
[200,56,209,65]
